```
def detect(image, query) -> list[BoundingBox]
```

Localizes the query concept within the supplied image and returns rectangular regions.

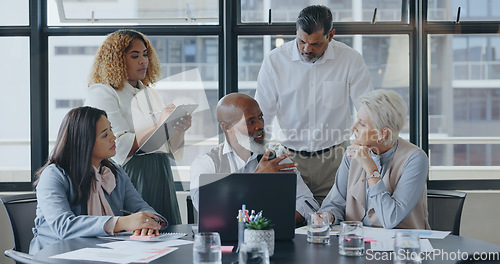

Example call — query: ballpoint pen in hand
[120,209,165,225]
[120,209,134,216]
[304,200,318,212]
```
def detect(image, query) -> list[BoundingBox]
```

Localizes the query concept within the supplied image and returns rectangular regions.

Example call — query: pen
[120,209,132,215]
[120,209,164,225]
[255,210,263,220]
[304,200,318,212]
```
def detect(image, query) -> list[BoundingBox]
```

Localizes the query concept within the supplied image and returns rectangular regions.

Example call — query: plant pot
[243,229,275,256]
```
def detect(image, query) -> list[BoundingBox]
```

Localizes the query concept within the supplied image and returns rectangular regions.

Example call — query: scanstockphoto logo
[366,249,500,262]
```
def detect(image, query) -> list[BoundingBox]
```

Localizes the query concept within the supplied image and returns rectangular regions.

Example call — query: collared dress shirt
[255,39,373,151]
[320,141,429,229]
[189,140,319,217]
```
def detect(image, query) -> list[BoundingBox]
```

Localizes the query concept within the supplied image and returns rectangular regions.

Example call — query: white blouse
[85,82,174,165]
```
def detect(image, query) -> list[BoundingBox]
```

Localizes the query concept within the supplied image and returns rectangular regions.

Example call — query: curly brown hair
[88,29,161,90]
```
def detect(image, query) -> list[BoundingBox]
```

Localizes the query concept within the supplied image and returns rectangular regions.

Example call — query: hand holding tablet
[136,104,198,154]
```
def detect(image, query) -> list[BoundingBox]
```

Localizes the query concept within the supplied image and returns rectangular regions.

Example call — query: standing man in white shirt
[255,5,373,205]
[190,93,319,225]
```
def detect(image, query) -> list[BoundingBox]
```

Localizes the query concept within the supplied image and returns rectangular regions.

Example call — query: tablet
[135,104,198,155]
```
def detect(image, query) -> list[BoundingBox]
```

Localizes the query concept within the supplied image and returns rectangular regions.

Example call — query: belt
[285,144,340,157]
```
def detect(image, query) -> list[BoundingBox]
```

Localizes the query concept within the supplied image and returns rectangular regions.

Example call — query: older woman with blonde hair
[85,29,191,224]
[320,89,430,229]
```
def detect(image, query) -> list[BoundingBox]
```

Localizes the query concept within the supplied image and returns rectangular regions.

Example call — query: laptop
[198,173,297,241]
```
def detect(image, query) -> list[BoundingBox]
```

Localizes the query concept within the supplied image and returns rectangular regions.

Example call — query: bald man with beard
[190,93,319,224]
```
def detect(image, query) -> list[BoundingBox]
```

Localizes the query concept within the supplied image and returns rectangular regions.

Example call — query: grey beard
[300,53,319,63]
[234,130,267,155]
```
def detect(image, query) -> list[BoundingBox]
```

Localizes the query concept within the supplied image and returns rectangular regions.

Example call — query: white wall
[1,190,499,263]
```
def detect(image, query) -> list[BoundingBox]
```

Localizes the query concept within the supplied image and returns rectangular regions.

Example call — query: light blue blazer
[29,162,167,254]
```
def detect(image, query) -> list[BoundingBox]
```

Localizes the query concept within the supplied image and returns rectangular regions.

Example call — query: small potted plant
[244,217,275,256]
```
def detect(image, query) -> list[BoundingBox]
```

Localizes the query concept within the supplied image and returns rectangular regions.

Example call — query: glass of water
[307,211,330,244]
[193,232,222,264]
[394,231,421,264]
[339,221,364,256]
[238,242,270,264]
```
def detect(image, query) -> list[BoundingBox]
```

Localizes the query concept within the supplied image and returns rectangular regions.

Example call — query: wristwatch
[362,170,381,182]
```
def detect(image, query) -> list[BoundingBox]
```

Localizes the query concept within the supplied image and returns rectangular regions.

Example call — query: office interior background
[0,0,499,262]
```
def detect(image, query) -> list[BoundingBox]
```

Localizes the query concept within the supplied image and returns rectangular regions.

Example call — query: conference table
[34,224,500,263]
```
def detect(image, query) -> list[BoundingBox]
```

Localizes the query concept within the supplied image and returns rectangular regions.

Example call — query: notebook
[98,232,187,242]
[198,173,297,241]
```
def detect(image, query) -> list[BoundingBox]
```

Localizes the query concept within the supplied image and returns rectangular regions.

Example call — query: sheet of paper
[294,225,340,236]
[363,227,395,241]
[98,232,187,242]
[394,229,450,239]
[50,247,178,263]
[370,238,434,252]
[363,227,450,240]
[134,247,178,263]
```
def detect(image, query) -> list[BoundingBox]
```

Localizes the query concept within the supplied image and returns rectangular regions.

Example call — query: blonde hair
[359,89,407,145]
[88,29,161,90]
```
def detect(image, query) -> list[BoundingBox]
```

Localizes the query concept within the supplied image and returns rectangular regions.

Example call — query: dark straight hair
[35,106,117,205]
[296,5,333,36]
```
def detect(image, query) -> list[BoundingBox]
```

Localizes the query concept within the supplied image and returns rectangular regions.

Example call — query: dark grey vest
[206,143,232,173]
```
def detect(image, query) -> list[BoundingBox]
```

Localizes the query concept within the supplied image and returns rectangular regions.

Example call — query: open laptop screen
[198,173,297,241]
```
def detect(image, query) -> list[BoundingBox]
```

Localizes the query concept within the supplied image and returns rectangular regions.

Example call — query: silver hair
[358,89,407,145]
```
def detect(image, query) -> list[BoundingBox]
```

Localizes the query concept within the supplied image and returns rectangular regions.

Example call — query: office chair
[4,249,49,264]
[0,193,37,254]
[427,189,466,236]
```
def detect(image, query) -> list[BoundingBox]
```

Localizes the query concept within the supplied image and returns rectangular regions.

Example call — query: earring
[377,138,382,144]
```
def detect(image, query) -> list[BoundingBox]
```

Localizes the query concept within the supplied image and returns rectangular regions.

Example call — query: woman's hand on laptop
[254,150,297,173]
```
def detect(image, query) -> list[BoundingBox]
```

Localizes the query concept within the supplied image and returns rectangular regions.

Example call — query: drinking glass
[307,211,330,244]
[394,231,422,264]
[193,232,222,264]
[338,221,364,256]
[238,242,270,264]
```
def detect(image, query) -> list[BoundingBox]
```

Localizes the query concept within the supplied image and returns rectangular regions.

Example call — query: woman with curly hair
[85,29,190,224]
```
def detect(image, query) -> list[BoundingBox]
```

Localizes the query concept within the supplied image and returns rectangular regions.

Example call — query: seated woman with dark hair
[30,106,167,254]
[320,89,430,229]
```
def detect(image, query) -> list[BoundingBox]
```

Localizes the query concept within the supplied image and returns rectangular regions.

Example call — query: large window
[0,1,29,25]
[241,0,407,23]
[2,0,500,191]
[48,35,220,184]
[428,35,500,171]
[428,0,500,21]
[238,34,410,139]
[48,0,219,25]
[0,37,31,183]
